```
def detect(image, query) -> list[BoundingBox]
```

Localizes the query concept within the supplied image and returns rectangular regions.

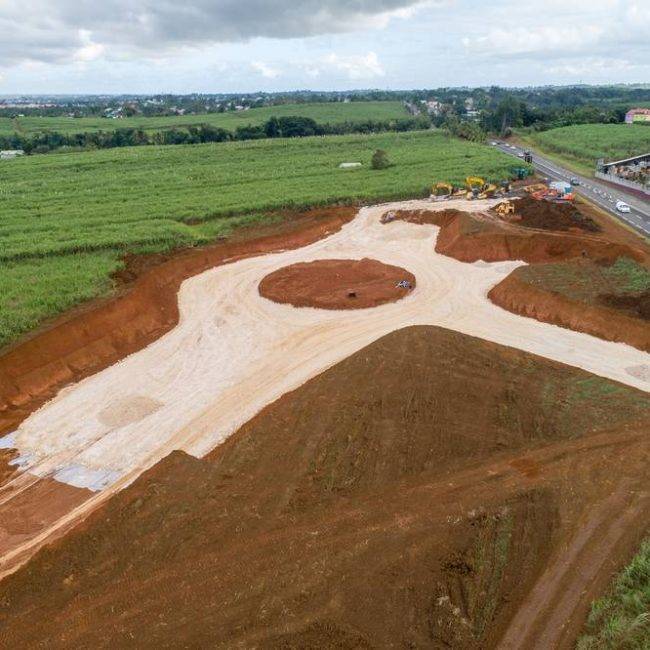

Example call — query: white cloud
[73,30,105,62]
[251,61,280,79]
[0,0,425,67]
[545,57,635,77]
[462,0,650,62]
[322,52,385,80]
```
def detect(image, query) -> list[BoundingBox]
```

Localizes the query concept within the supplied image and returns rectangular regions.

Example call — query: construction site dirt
[489,272,650,352]
[0,206,356,439]
[0,327,648,648]
[259,258,415,309]
[0,196,648,649]
[495,196,601,233]
[387,200,649,351]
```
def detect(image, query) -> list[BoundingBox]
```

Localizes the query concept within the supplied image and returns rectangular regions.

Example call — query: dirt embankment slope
[259,258,415,309]
[0,208,355,438]
[390,208,644,265]
[389,200,650,350]
[1,326,648,649]
[489,270,650,352]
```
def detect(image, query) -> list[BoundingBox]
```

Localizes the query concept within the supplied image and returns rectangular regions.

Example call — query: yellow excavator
[465,176,485,199]
[478,183,497,199]
[432,181,453,200]
[465,176,500,200]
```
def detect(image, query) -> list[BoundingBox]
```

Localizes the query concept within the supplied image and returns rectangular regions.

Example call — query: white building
[0,150,25,160]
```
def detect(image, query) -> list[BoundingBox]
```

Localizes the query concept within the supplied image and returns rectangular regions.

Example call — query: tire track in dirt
[0,325,648,647]
[498,482,649,649]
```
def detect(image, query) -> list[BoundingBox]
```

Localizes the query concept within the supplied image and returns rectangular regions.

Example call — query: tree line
[0,115,432,155]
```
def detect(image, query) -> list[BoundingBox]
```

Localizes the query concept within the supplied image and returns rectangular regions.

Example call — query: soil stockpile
[0,207,355,439]
[499,197,601,233]
[384,208,642,265]
[1,326,648,649]
[258,258,415,309]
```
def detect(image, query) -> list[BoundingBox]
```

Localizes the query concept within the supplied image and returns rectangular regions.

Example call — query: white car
[615,201,631,213]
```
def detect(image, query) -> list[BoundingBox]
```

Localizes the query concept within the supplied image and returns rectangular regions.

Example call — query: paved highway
[494,141,650,237]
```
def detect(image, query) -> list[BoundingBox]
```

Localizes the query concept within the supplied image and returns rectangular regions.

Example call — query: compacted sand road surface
[1,198,649,575]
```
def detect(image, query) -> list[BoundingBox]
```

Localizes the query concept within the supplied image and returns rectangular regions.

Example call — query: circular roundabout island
[258,258,415,310]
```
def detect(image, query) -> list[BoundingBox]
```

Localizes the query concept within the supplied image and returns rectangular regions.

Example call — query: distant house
[0,150,25,160]
[625,108,650,124]
[424,100,443,116]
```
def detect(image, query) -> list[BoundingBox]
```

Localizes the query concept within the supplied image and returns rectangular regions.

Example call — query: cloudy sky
[1,0,648,94]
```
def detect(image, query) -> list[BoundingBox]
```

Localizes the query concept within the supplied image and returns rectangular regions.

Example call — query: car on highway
[570,178,580,186]
[615,201,631,213]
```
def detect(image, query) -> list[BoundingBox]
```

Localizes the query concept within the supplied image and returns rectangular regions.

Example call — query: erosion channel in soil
[1,326,648,649]
[258,258,415,309]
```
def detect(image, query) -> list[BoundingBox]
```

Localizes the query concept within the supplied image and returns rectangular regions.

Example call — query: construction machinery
[523,183,548,194]
[431,182,453,200]
[478,183,497,199]
[511,167,530,180]
[464,176,485,199]
[494,200,515,217]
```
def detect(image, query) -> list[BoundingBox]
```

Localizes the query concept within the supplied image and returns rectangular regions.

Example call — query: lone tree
[371,149,390,170]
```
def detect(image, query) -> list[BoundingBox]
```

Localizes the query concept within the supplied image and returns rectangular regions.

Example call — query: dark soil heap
[600,288,650,320]
[507,197,601,233]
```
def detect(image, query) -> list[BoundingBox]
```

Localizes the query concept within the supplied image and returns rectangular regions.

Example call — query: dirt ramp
[436,213,641,264]
[258,258,415,310]
[1,326,648,649]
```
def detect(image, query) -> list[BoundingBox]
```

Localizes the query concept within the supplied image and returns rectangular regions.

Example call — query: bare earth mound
[258,258,415,309]
[1,326,648,649]
[501,196,601,233]
[385,207,643,265]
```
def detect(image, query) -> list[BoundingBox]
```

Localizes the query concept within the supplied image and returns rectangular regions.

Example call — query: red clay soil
[0,207,356,439]
[258,258,415,309]
[489,274,650,352]
[0,326,648,649]
[0,450,17,486]
[388,201,650,349]
[601,289,650,320]
[387,208,645,265]
[0,478,91,572]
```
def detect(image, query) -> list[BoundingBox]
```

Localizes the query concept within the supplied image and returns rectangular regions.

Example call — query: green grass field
[517,258,650,304]
[577,537,650,650]
[522,124,650,174]
[0,101,408,137]
[0,130,516,348]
